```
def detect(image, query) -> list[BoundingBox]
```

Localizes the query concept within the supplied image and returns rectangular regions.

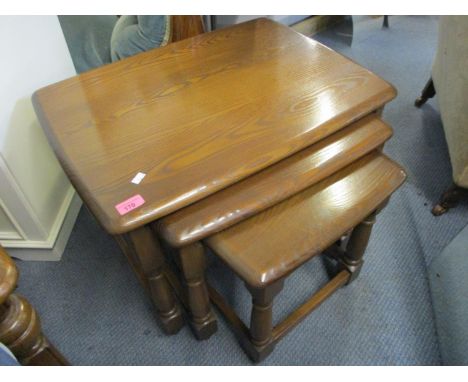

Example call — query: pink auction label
[115,194,145,216]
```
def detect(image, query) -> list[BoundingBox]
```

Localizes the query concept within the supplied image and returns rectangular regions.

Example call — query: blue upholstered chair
[0,343,19,366]
[59,15,204,74]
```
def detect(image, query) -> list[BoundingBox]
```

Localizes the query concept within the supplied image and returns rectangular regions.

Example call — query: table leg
[127,226,184,334]
[415,77,435,107]
[178,242,217,340]
[340,211,377,284]
[245,280,284,362]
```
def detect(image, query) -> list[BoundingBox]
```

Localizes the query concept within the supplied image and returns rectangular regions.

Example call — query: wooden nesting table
[33,18,400,354]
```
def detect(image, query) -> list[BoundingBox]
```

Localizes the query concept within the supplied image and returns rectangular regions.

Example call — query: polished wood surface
[0,246,17,305]
[0,246,68,365]
[157,114,392,246]
[170,16,205,42]
[207,152,406,287]
[33,18,396,234]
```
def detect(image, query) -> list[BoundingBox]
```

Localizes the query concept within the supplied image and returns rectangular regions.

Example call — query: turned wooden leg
[245,280,284,362]
[0,295,68,365]
[383,15,389,28]
[128,226,184,334]
[340,211,377,284]
[0,246,68,365]
[415,77,435,107]
[432,183,468,216]
[178,242,217,340]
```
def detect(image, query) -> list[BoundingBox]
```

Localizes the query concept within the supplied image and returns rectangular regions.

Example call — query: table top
[207,152,406,286]
[33,18,396,234]
[157,114,393,247]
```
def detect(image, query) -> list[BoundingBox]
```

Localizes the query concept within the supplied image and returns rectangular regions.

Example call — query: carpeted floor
[15,15,468,365]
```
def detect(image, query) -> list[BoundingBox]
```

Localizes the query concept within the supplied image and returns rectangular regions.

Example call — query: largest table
[33,18,396,333]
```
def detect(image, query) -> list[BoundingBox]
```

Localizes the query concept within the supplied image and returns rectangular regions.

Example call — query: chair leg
[415,77,436,107]
[382,15,389,28]
[128,226,184,334]
[0,294,69,365]
[245,280,284,362]
[432,183,468,216]
[178,242,217,340]
[340,211,377,284]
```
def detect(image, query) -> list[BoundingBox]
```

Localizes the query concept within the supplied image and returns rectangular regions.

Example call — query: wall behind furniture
[0,16,82,260]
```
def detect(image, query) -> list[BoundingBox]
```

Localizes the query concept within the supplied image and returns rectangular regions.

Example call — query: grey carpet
[15,15,468,365]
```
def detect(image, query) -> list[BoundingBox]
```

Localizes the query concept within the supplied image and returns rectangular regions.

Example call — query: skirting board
[7,191,82,261]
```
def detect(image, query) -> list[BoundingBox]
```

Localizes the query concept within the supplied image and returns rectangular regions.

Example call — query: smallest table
[163,152,406,361]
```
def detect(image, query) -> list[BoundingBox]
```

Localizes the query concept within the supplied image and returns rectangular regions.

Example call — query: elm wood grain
[32,17,396,235]
[156,113,391,341]
[170,16,205,42]
[157,114,393,247]
[206,152,407,287]
[0,246,68,365]
[157,117,392,341]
